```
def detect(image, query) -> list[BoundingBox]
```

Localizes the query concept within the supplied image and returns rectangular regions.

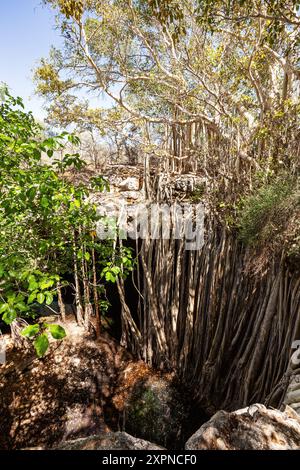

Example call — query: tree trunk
[57,282,66,322]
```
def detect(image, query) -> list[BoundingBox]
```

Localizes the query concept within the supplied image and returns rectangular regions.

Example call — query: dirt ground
[0,319,132,450]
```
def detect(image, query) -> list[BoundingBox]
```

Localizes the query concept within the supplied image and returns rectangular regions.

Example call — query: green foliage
[101,246,134,283]
[21,322,66,356]
[0,87,134,355]
[53,152,86,172]
[143,0,186,41]
[21,324,40,338]
[38,0,299,196]
[55,0,84,21]
[238,176,299,254]
[148,0,300,46]
[34,333,50,358]
[189,183,206,202]
[47,324,67,339]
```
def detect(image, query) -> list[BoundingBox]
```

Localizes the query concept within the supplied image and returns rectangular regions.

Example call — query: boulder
[117,177,140,191]
[56,432,164,450]
[185,404,300,450]
[113,362,187,448]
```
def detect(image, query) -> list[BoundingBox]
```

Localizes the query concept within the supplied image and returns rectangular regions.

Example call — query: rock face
[56,432,164,450]
[283,372,300,414]
[113,362,187,448]
[185,404,300,450]
[0,325,132,450]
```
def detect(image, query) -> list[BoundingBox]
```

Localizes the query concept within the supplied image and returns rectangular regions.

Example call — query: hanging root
[120,219,300,413]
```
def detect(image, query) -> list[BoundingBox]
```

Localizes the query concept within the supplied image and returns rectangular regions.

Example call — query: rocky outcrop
[113,362,187,448]
[56,432,164,450]
[283,370,300,414]
[0,325,132,450]
[185,404,300,450]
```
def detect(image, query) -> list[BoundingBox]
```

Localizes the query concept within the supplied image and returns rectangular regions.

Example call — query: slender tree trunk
[81,249,93,329]
[92,243,101,338]
[72,231,84,325]
[57,281,66,322]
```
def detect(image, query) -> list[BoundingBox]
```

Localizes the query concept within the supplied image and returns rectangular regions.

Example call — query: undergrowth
[237,175,300,263]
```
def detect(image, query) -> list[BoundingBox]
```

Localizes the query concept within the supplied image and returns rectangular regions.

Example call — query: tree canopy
[36,1,299,192]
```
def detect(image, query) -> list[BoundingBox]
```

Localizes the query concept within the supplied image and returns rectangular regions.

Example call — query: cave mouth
[103,369,210,450]
[103,240,210,449]
[174,391,210,449]
[105,239,140,341]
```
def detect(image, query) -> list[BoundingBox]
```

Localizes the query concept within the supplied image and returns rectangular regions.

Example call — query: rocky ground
[0,320,132,449]
[0,318,188,450]
[1,319,300,450]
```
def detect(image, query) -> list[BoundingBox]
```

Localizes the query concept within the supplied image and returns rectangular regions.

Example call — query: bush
[238,176,300,259]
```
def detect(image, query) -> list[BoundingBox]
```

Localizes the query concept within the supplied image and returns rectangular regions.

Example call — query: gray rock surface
[117,177,140,191]
[284,374,300,414]
[56,432,165,450]
[185,404,300,450]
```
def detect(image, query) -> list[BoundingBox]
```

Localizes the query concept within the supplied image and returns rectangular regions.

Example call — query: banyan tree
[35,0,300,414]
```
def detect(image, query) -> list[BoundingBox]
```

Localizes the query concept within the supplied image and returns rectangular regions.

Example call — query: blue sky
[0,0,62,120]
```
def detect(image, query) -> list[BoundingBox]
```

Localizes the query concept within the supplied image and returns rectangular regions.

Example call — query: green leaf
[111,266,121,275]
[28,292,37,304]
[41,196,49,208]
[21,324,40,338]
[7,293,16,304]
[8,269,18,278]
[0,303,8,313]
[84,252,91,261]
[28,274,36,283]
[27,187,37,201]
[48,324,66,340]
[34,333,49,357]
[37,293,45,304]
[40,279,54,290]
[15,302,28,312]
[45,292,54,305]
[29,281,39,291]
[105,272,116,282]
[2,307,17,325]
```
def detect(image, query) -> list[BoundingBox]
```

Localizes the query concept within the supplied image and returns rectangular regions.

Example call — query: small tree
[0,86,133,356]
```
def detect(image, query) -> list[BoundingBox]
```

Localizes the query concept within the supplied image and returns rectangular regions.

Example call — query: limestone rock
[117,177,140,191]
[185,404,300,450]
[119,190,141,200]
[56,432,165,450]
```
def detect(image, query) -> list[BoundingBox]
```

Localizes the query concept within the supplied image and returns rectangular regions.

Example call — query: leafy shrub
[238,175,300,259]
[0,87,134,355]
